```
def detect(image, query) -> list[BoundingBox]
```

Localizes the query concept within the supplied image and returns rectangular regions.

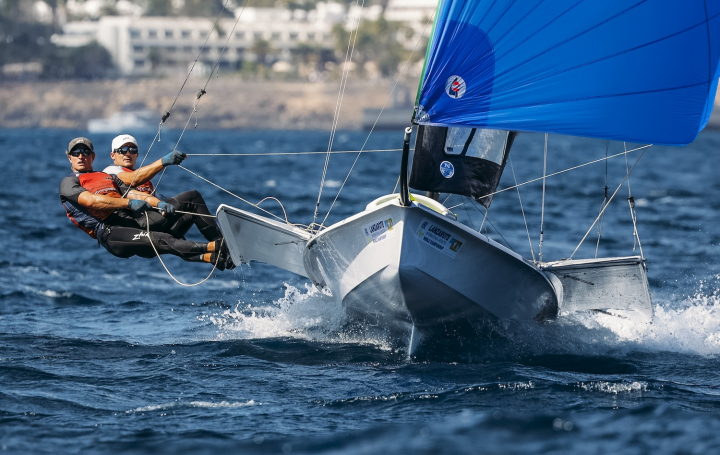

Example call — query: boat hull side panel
[304,203,558,328]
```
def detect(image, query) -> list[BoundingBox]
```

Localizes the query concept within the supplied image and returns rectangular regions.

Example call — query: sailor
[102,134,230,264]
[59,137,233,269]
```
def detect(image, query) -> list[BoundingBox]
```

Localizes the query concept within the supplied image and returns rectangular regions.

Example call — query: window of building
[181,30,191,38]
[271,32,280,40]
[165,30,174,38]
[307,33,315,40]
[199,31,208,39]
[183,46,193,53]
[129,29,140,39]
[254,32,263,39]
[236,47,244,54]
[133,45,144,53]
[148,29,157,38]
[134,60,145,67]
[289,32,298,40]
[235,31,245,39]
[166,46,176,52]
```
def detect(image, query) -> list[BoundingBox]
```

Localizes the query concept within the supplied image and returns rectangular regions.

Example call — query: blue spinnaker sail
[415,0,720,146]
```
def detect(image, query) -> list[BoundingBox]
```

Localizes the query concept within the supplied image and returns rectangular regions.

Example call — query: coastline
[0,77,413,131]
[2,77,719,131]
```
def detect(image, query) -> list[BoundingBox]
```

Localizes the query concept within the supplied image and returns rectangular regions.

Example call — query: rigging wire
[436,144,651,215]
[177,165,309,228]
[466,198,516,253]
[319,11,437,229]
[624,141,645,258]
[539,133,548,263]
[153,0,251,194]
[594,140,609,258]
[509,157,535,262]
[125,0,238,198]
[478,144,651,202]
[569,146,650,260]
[313,0,366,228]
[184,148,405,156]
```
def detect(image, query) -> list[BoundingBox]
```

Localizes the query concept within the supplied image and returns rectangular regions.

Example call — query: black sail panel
[409,125,516,208]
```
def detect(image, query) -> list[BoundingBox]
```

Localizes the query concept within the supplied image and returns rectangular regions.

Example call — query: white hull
[302,199,558,332]
[216,195,652,345]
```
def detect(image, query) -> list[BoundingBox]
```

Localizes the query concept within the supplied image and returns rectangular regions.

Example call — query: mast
[399,127,412,206]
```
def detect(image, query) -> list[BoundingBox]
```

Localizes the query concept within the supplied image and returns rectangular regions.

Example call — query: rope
[153,0,250,195]
[184,149,405,157]
[569,146,649,260]
[145,211,222,287]
[177,165,306,228]
[319,11,437,229]
[126,0,239,198]
[313,0,366,227]
[175,210,216,218]
[509,157,535,262]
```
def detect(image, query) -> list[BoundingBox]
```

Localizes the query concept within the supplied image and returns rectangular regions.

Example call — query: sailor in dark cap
[58,137,233,270]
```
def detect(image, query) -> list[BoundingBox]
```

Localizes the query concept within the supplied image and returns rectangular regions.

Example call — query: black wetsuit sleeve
[59,175,85,205]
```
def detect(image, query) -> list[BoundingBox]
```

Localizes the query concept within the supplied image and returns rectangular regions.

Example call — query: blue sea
[3,127,720,454]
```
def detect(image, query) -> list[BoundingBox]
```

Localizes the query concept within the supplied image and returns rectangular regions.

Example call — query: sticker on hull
[416,218,465,258]
[362,218,395,244]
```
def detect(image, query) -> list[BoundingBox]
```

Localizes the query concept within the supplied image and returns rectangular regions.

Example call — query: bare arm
[126,189,162,208]
[113,159,164,186]
[77,191,133,211]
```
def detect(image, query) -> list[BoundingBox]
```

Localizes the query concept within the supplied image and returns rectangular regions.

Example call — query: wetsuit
[59,171,208,262]
[102,165,221,242]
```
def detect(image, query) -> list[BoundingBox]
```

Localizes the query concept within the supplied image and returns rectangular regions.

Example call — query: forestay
[414,0,720,146]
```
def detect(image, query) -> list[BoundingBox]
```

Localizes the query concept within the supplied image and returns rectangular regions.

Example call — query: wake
[201,279,720,358]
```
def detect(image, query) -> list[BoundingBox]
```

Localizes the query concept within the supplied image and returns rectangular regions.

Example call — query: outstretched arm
[78,191,136,211]
[113,151,187,187]
[126,190,175,216]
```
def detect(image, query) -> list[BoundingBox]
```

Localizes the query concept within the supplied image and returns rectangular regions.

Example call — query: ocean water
[3,127,720,454]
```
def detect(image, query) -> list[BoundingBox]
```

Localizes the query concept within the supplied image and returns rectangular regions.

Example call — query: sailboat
[215,0,720,346]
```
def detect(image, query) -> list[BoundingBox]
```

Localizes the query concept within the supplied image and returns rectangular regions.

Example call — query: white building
[52,3,344,76]
[49,1,438,76]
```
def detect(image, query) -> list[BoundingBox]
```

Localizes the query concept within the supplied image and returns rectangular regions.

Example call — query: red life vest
[78,172,122,197]
[77,172,122,220]
[121,167,155,194]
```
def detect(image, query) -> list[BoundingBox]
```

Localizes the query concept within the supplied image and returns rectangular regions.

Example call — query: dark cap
[67,137,94,153]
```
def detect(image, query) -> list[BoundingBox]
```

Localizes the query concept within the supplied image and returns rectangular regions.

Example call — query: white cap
[111,134,138,152]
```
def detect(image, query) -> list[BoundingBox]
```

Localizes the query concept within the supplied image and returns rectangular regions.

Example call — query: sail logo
[362,218,395,244]
[416,218,465,258]
[440,161,455,178]
[445,76,466,99]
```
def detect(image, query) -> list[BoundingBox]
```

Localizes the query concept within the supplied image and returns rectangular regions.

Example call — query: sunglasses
[114,145,139,155]
[68,148,93,157]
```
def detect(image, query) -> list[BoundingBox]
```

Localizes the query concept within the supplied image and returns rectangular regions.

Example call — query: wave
[200,283,396,351]
[200,277,720,360]
[127,400,257,413]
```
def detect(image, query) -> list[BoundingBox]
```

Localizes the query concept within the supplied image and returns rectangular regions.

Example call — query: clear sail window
[444,127,508,165]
